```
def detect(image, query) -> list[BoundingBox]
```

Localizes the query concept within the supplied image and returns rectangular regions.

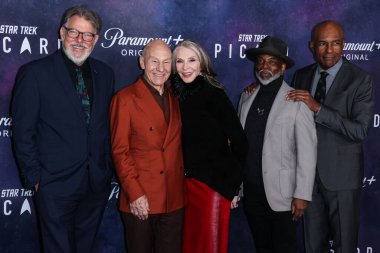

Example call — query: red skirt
[183,178,231,253]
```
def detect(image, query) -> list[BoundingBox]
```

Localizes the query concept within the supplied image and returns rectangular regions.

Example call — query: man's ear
[281,63,286,73]
[59,27,65,40]
[309,41,315,53]
[139,56,145,70]
[93,34,99,45]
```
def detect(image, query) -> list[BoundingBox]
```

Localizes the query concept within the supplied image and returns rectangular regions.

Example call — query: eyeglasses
[63,26,97,42]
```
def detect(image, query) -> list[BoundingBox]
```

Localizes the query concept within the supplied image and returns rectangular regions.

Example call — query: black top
[244,77,283,185]
[171,74,248,200]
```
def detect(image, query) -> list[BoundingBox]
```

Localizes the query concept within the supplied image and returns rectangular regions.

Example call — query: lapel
[88,58,99,126]
[324,59,349,106]
[53,51,86,124]
[133,79,167,143]
[304,64,318,92]
[264,82,289,141]
[52,51,87,125]
[240,86,261,128]
[162,88,179,147]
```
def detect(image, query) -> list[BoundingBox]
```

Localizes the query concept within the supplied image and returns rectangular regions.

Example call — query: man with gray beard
[12,6,114,253]
[238,36,317,253]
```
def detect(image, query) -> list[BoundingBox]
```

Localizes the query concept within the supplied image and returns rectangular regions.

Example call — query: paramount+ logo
[0,117,12,138]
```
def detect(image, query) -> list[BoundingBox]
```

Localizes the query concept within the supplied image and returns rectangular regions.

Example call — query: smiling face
[310,22,345,70]
[60,15,98,66]
[140,40,172,88]
[174,46,201,83]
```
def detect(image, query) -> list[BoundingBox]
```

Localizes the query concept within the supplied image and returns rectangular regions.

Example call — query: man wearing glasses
[12,6,114,253]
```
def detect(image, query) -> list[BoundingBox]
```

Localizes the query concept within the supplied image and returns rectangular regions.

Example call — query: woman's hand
[231,196,240,209]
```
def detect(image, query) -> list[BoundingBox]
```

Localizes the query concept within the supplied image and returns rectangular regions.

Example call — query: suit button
[149,127,155,131]
[161,148,165,152]
[160,170,164,174]
[88,130,92,135]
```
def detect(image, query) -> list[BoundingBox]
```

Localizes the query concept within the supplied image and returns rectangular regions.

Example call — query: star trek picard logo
[214,33,267,59]
[0,24,57,55]
[1,188,34,216]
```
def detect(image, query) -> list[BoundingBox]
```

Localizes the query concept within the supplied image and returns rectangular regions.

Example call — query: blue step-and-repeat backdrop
[1,1,379,252]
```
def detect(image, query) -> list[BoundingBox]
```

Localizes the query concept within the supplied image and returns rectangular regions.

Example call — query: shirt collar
[61,49,90,71]
[317,58,343,78]
[141,75,167,96]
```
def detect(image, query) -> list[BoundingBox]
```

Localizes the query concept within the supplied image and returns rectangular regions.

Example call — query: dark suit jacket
[12,50,115,193]
[110,77,185,214]
[292,58,374,191]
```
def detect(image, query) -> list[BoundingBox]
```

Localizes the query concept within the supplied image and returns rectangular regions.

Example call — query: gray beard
[255,70,282,85]
[62,45,91,66]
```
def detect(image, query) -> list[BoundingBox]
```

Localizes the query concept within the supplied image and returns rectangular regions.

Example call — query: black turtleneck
[244,76,283,185]
[170,74,248,200]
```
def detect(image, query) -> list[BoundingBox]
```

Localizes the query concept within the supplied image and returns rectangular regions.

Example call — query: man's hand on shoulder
[130,195,150,220]
[286,89,321,112]
[243,82,258,94]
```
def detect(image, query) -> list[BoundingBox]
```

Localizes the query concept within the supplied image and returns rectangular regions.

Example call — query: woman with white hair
[171,40,248,253]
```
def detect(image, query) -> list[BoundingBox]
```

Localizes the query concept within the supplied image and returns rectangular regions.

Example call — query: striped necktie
[314,71,328,103]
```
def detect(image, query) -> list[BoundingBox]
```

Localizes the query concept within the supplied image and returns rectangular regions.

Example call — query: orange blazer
[110,77,185,214]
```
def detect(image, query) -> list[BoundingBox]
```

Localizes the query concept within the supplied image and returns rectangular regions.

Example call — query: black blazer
[292,58,374,190]
[12,50,115,193]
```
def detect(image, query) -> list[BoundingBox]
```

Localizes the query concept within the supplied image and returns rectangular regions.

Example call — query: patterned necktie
[75,68,90,124]
[314,71,328,103]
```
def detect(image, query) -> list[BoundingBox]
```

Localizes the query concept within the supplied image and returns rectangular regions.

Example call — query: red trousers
[183,178,231,253]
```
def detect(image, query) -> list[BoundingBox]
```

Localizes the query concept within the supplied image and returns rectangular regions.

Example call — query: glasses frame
[63,26,97,42]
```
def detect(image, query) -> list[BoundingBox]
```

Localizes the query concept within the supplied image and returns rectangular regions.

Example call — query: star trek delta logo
[20,199,32,215]
[20,37,32,54]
